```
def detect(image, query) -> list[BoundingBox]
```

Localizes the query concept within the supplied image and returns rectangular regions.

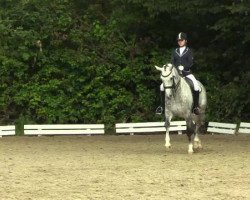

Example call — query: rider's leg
[186,74,200,92]
[156,83,165,115]
[186,74,201,115]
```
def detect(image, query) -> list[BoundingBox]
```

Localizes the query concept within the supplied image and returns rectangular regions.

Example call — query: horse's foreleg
[165,129,171,148]
[165,116,172,149]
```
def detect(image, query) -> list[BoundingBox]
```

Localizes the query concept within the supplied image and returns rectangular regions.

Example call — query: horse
[155,63,207,154]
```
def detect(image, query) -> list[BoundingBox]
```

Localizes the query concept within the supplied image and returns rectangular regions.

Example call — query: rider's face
[177,39,187,47]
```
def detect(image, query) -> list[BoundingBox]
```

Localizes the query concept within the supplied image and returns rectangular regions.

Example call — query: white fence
[115,121,186,135]
[0,121,249,136]
[238,122,250,134]
[24,124,105,136]
[207,122,237,135]
[0,125,15,137]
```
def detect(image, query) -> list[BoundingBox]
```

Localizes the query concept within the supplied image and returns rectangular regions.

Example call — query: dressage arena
[0,134,249,200]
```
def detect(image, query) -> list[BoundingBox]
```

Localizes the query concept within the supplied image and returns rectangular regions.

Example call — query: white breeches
[186,74,200,91]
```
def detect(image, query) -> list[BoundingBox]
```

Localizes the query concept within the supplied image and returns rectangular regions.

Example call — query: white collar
[179,46,186,55]
[176,46,188,57]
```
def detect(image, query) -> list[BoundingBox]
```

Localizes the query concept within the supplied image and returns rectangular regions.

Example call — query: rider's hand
[178,65,184,71]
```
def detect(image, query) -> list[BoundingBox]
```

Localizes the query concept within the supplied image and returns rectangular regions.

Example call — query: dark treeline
[0,0,249,130]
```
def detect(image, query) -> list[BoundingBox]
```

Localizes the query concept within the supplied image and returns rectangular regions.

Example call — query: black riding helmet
[177,32,187,40]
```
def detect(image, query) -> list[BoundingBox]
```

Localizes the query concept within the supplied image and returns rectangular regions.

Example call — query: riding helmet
[177,32,187,40]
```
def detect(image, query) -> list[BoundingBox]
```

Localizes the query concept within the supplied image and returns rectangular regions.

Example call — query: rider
[156,32,201,115]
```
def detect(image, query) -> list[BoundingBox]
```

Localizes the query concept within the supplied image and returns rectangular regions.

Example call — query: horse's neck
[173,76,191,99]
[180,76,189,88]
[165,76,192,118]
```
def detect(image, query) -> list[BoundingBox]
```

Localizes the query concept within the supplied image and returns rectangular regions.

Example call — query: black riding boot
[156,91,165,115]
[193,90,200,115]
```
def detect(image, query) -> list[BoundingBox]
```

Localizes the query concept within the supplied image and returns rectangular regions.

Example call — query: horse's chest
[169,99,191,116]
[170,105,182,115]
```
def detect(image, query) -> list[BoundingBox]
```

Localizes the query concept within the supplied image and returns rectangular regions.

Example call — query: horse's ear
[155,65,163,72]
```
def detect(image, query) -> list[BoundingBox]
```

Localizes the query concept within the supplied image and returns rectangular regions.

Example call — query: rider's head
[177,32,187,47]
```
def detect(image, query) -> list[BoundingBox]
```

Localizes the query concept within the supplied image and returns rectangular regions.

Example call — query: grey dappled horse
[155,63,207,153]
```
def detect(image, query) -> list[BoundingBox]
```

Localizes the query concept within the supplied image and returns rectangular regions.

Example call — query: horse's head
[155,63,179,98]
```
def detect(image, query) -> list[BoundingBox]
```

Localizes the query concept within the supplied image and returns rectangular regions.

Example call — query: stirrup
[155,106,163,115]
[193,107,200,115]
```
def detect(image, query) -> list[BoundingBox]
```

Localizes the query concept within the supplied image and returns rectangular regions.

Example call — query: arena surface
[0,134,249,200]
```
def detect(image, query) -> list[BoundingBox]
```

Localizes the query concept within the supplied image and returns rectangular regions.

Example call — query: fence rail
[0,121,249,137]
[24,124,105,136]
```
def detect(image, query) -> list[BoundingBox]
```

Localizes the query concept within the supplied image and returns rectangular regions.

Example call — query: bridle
[161,66,180,92]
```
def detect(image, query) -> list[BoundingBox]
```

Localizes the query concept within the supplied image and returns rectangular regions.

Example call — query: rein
[161,71,172,78]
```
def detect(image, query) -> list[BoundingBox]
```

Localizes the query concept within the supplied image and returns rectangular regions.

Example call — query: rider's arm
[184,48,194,71]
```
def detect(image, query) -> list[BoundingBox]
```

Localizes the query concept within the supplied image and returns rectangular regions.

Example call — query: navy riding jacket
[171,47,193,76]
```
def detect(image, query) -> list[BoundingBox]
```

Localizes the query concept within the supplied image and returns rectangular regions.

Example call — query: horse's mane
[172,66,182,79]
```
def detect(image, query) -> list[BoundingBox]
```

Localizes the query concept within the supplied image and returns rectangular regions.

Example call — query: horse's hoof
[165,145,171,149]
[188,151,194,154]
[188,148,194,154]
[193,143,200,149]
[193,141,203,150]
[196,144,203,149]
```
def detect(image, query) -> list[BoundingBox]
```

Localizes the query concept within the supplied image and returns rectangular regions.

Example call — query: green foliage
[0,0,249,131]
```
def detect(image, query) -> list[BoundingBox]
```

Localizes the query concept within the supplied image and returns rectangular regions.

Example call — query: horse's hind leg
[193,114,205,149]
[187,133,194,154]
[193,126,202,149]
[186,118,195,154]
